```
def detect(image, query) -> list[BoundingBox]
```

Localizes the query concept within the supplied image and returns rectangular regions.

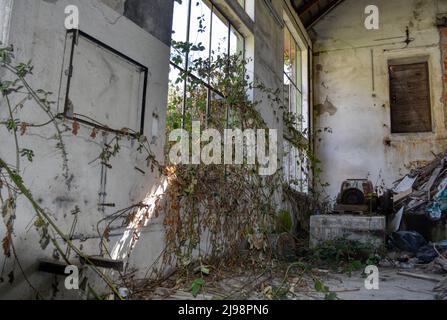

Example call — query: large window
[169,0,245,129]
[283,26,303,132]
[283,24,309,192]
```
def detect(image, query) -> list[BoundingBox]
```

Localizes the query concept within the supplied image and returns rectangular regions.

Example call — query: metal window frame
[283,23,309,192]
[171,0,246,128]
[63,29,149,137]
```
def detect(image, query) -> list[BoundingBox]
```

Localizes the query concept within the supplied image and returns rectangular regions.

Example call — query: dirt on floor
[129,261,447,301]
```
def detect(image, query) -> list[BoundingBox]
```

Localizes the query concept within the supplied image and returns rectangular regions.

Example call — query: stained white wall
[0,0,170,299]
[313,0,447,200]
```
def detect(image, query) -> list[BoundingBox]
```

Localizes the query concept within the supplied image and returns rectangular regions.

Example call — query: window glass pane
[296,90,302,131]
[302,99,309,137]
[171,0,190,69]
[189,0,212,80]
[290,84,298,119]
[186,78,208,125]
[296,46,302,90]
[284,28,292,79]
[283,139,290,183]
[209,91,227,131]
[283,84,290,113]
[210,10,229,88]
[167,66,184,130]
[211,9,229,60]
[290,35,297,84]
[230,26,244,57]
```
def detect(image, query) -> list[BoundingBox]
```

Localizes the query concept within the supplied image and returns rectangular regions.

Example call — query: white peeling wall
[0,0,170,299]
[313,0,447,200]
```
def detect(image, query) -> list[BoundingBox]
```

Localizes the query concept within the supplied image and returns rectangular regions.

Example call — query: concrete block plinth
[310,215,386,248]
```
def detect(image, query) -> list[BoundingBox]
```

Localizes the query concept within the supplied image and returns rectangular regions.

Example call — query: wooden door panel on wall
[389,62,432,133]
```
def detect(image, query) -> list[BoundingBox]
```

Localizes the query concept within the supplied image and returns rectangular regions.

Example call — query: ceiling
[291,0,345,29]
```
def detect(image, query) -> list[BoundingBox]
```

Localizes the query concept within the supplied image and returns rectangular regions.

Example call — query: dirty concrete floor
[145,267,445,300]
[322,268,441,300]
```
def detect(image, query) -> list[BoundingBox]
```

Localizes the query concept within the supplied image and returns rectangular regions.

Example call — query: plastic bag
[388,231,427,254]
[426,187,447,220]
[416,240,447,263]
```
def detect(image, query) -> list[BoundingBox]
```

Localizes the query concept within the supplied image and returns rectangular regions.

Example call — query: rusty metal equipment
[334,179,379,214]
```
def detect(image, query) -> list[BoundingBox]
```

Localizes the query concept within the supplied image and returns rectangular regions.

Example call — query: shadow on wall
[123,0,174,46]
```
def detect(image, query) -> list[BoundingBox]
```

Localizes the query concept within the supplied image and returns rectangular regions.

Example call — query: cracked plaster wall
[312,0,447,200]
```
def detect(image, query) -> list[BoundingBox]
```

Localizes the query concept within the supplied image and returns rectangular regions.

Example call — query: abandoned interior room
[1,0,447,302]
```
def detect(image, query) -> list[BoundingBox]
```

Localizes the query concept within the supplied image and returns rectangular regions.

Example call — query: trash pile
[388,231,447,264]
[393,150,447,221]
[387,231,447,300]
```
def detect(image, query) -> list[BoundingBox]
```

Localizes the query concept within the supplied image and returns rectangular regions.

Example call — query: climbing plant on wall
[0,22,330,298]
[0,44,161,299]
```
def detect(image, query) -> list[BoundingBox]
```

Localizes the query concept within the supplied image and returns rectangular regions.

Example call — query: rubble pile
[393,150,447,221]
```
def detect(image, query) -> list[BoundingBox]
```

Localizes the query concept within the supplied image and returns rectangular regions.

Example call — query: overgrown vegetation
[0,44,161,299]
[306,237,383,274]
[0,12,332,299]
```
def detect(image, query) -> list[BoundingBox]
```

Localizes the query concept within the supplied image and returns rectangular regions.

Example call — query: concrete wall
[0,0,171,299]
[313,0,447,200]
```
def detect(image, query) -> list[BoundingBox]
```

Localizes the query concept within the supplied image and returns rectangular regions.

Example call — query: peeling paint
[315,97,337,116]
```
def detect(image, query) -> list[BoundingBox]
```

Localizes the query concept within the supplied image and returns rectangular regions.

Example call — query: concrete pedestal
[310,215,386,248]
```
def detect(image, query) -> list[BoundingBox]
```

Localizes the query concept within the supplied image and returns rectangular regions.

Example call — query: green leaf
[200,265,210,275]
[325,292,337,300]
[20,149,35,162]
[191,278,205,297]
[314,278,324,292]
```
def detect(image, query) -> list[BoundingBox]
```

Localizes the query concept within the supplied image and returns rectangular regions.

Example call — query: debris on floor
[393,150,447,222]
[128,261,446,300]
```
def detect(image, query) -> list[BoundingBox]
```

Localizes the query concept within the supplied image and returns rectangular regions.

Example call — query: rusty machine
[333,179,392,215]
